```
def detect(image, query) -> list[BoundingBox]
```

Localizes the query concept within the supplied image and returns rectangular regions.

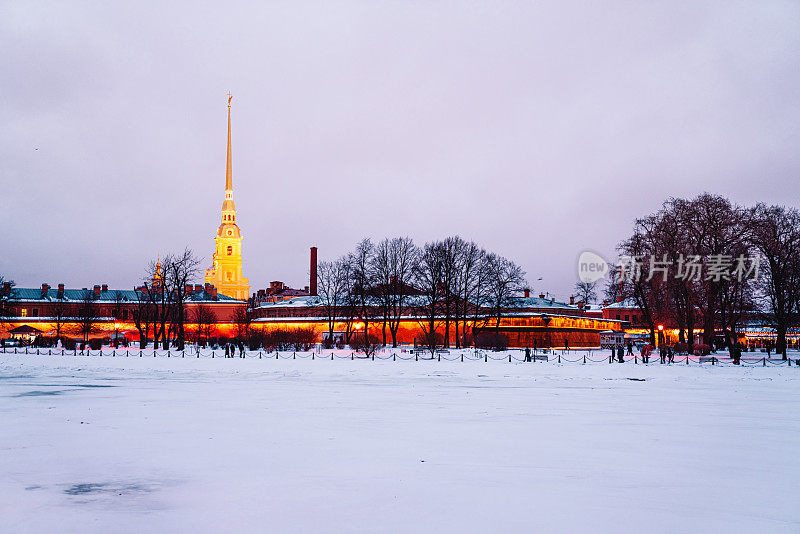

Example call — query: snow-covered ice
[1,350,799,533]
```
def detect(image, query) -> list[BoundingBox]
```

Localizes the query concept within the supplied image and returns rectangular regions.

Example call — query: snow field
[0,351,798,533]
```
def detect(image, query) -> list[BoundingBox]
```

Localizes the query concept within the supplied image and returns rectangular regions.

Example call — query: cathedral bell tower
[204,94,250,300]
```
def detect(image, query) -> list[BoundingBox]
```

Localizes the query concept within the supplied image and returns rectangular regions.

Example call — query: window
[624,315,629,322]
[123,310,128,320]
[226,245,233,255]
[20,308,27,317]
[226,271,233,281]
[32,308,39,317]
[616,314,620,320]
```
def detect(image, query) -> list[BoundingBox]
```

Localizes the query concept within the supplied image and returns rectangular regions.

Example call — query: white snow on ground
[1,349,799,533]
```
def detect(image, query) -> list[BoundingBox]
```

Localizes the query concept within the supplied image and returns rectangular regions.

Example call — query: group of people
[223,342,245,358]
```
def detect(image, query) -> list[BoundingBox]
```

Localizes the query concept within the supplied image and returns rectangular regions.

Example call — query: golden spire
[226,93,233,192]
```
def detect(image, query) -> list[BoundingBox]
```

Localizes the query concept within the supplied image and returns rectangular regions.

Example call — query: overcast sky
[2,1,798,299]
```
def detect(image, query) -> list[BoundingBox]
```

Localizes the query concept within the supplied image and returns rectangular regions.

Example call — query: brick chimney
[101,284,108,292]
[310,246,318,296]
[539,293,545,299]
[616,295,624,303]
[93,285,101,297]
[41,283,50,298]
[570,296,575,305]
[185,284,193,295]
[57,284,65,299]
[3,282,11,296]
[195,284,203,293]
[211,287,218,300]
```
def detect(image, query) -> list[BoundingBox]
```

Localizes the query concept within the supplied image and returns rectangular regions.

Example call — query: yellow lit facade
[205,95,250,300]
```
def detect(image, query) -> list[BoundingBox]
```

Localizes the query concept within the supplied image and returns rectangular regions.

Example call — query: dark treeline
[615,193,800,359]
[317,236,527,350]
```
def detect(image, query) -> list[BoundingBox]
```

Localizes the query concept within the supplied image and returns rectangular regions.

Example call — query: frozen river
[1,351,798,533]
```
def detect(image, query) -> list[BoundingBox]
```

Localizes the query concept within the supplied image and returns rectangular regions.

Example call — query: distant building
[204,95,250,300]
[0,281,244,343]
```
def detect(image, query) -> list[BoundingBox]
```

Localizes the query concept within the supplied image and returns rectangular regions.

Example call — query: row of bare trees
[614,193,800,358]
[317,236,527,350]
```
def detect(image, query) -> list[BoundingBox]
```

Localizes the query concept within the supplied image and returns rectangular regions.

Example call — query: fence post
[635,355,638,364]
[293,352,296,359]
[312,352,315,360]
[461,354,463,362]
[763,357,766,367]
[331,353,333,360]
[167,350,170,358]
[438,354,441,362]
[584,355,586,364]
[140,350,142,357]
[394,353,396,361]
[558,353,561,363]
[508,354,511,363]
[182,350,185,358]
[416,353,418,361]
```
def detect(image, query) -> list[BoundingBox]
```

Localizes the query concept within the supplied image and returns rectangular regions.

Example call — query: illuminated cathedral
[204,95,250,300]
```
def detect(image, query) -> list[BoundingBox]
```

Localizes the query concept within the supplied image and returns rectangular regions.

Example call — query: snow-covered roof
[504,296,574,309]
[257,295,325,308]
[6,287,240,303]
[603,298,639,310]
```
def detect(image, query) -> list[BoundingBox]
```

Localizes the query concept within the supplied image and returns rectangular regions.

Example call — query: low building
[0,282,246,343]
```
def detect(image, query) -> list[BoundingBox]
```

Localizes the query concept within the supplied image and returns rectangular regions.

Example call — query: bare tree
[454,240,484,348]
[50,296,70,344]
[414,241,445,355]
[110,290,126,347]
[192,304,216,342]
[132,287,155,348]
[573,280,598,305]
[317,258,348,343]
[484,253,526,333]
[439,236,464,347]
[163,248,201,350]
[0,276,15,337]
[751,204,800,359]
[75,293,100,346]
[232,306,253,341]
[603,265,623,304]
[348,239,376,342]
[373,237,418,347]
